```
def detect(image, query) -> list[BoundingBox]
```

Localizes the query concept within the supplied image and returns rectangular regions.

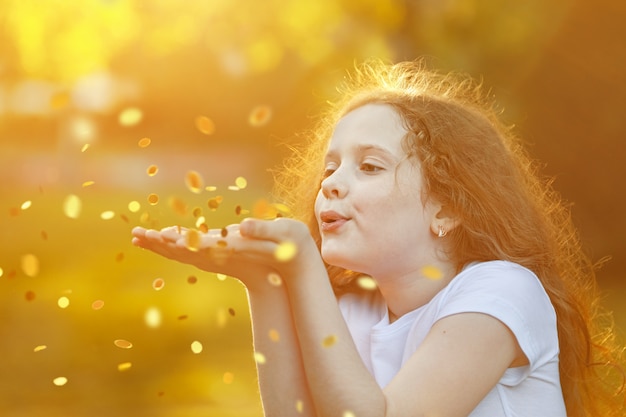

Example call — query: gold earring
[438,225,447,238]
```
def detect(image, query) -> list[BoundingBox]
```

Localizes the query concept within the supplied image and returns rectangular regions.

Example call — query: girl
[132,60,624,416]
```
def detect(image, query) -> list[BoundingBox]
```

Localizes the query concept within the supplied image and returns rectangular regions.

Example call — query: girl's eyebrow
[324,143,398,162]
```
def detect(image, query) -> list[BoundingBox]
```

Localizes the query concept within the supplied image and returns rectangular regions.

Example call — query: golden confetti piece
[274,241,297,262]
[249,105,272,127]
[205,185,217,192]
[268,329,280,342]
[192,207,202,217]
[357,276,377,291]
[139,212,150,223]
[227,185,240,191]
[185,170,204,194]
[195,116,216,135]
[296,400,304,413]
[81,143,90,153]
[186,229,201,251]
[128,201,141,212]
[254,351,266,365]
[207,197,221,210]
[63,194,82,219]
[20,200,32,210]
[267,272,282,286]
[152,278,165,291]
[9,207,19,216]
[223,372,234,384]
[235,205,242,215]
[272,203,291,214]
[25,291,36,301]
[117,362,132,372]
[195,216,206,228]
[21,254,39,277]
[228,308,235,317]
[146,164,158,176]
[220,227,228,238]
[144,306,162,328]
[421,265,443,280]
[167,196,187,216]
[34,345,47,352]
[138,137,151,148]
[119,107,143,126]
[343,411,356,417]
[147,193,159,205]
[57,296,70,309]
[216,273,227,281]
[120,214,129,223]
[40,230,48,240]
[191,341,203,354]
[82,180,95,187]
[187,275,197,284]
[100,210,115,220]
[178,315,188,320]
[252,198,277,219]
[114,339,133,349]
[235,176,248,189]
[53,377,68,386]
[322,334,337,348]
[0,267,3,277]
[115,252,124,262]
[92,300,105,310]
[198,223,208,233]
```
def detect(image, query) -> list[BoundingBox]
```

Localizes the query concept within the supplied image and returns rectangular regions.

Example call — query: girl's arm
[243,218,525,417]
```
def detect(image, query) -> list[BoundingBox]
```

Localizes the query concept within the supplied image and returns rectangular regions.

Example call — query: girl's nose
[320,169,348,199]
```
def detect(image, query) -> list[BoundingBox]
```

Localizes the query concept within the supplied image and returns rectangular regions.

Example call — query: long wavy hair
[272,59,625,417]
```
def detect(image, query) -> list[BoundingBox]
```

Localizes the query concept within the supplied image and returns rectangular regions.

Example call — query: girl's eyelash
[360,163,382,172]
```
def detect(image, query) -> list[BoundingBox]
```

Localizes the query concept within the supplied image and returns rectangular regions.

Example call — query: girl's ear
[430,205,460,237]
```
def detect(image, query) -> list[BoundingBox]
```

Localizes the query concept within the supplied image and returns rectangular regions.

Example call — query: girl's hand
[131,217,321,290]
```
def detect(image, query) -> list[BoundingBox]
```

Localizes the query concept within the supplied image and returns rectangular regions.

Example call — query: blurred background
[1,0,625,416]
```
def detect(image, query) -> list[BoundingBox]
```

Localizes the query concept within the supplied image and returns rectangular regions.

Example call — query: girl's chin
[321,250,360,272]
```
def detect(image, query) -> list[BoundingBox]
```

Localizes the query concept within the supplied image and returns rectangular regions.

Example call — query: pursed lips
[319,210,349,232]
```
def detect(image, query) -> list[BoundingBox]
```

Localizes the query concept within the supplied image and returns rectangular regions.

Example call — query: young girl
[132,60,625,417]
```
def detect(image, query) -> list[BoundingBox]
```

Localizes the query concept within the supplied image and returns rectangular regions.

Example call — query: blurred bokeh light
[1,1,625,416]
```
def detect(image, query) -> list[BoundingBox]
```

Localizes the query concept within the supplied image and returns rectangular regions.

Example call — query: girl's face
[314,103,441,279]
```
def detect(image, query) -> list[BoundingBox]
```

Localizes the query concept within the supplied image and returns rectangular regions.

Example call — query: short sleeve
[435,261,559,384]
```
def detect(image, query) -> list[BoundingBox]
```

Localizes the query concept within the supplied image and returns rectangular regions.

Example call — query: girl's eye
[360,163,382,173]
[322,168,335,179]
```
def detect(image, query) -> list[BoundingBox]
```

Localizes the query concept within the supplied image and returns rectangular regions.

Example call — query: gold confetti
[186,229,201,251]
[147,193,159,205]
[343,411,356,417]
[205,185,217,192]
[198,223,209,233]
[185,170,204,194]
[252,198,277,219]
[0,267,3,277]
[82,180,95,187]
[115,252,124,262]
[63,194,82,219]
[191,340,203,354]
[20,200,32,210]
[192,207,202,217]
[41,231,48,240]
[21,254,39,277]
[207,197,221,210]
[249,105,272,127]
[235,176,248,189]
[267,272,282,286]
[81,143,90,152]
[274,241,297,262]
[322,334,337,348]
[117,362,132,372]
[144,307,162,328]
[223,372,234,384]
[296,400,304,413]
[34,345,47,352]
[195,216,206,228]
[227,185,240,191]
[138,137,151,148]
[272,203,291,215]
[269,329,280,342]
[57,296,70,309]
[146,164,158,176]
[357,276,377,291]
[254,351,266,364]
[195,116,216,135]
[187,275,197,284]
[114,339,133,349]
[169,196,188,216]
[216,273,227,281]
[119,107,143,126]
[421,265,443,280]
[152,278,165,291]
[25,291,36,301]
[52,377,68,386]
[91,300,105,310]
[128,201,141,212]
[100,210,115,220]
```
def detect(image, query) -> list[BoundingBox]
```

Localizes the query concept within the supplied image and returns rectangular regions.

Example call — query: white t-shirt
[338,260,567,417]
